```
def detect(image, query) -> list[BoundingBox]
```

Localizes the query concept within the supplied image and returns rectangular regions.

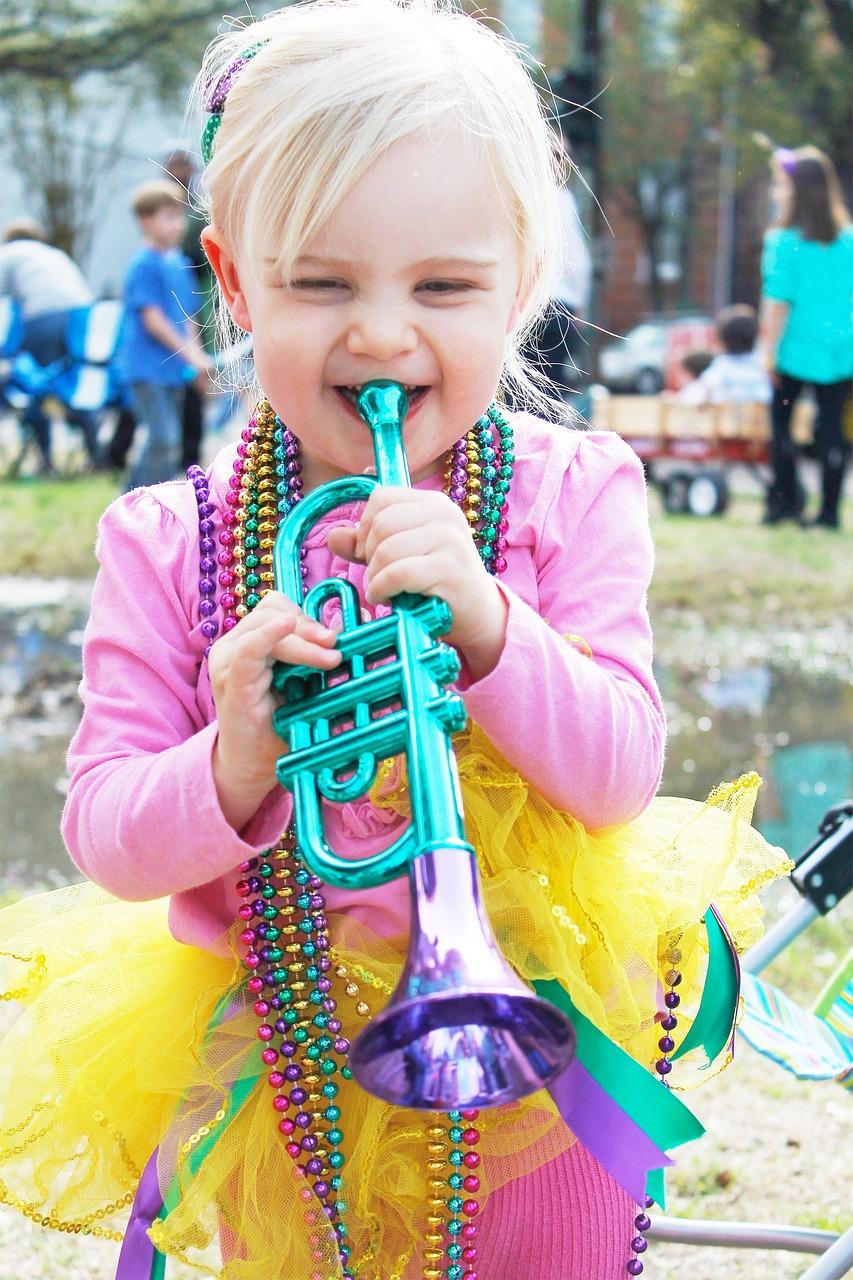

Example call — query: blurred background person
[671,349,714,403]
[0,218,98,470]
[520,138,592,407]
[115,179,211,490]
[678,306,772,406]
[760,146,853,528]
[163,147,213,469]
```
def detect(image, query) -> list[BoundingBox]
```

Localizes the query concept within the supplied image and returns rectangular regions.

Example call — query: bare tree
[0,2,231,79]
[0,1,284,258]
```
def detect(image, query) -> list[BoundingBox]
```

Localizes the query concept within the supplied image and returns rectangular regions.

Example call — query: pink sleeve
[461,433,665,828]
[61,489,292,901]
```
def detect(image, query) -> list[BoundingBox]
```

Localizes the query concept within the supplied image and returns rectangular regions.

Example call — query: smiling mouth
[335,384,428,408]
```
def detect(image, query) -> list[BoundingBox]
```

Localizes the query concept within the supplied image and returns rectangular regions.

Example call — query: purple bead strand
[624,945,685,1275]
[187,464,220,657]
[626,1194,654,1275]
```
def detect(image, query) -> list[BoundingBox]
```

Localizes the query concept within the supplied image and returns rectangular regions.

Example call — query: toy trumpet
[271,381,575,1110]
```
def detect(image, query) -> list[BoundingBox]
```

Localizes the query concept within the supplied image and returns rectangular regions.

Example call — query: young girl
[0,4,790,1279]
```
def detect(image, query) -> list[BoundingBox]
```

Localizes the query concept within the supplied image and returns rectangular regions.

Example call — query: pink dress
[63,415,664,1277]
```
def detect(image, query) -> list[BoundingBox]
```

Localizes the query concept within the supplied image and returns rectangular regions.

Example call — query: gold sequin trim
[0,1180,129,1241]
[535,872,587,946]
[0,1100,50,1139]
[179,1106,228,1158]
[0,946,47,1001]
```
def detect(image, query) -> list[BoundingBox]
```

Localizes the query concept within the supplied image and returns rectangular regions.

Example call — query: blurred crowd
[0,142,849,527]
[0,149,250,486]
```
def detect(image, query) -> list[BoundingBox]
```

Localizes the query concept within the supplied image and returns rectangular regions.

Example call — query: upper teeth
[343,384,420,393]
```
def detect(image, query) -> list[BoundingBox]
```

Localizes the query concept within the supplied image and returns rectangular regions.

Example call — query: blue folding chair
[0,296,24,360]
[1,299,125,476]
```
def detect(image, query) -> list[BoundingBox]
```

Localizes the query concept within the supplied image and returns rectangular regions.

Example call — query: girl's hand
[326,488,508,681]
[208,593,341,832]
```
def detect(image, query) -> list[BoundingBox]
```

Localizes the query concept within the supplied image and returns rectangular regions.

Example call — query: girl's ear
[201,226,253,332]
[507,274,533,335]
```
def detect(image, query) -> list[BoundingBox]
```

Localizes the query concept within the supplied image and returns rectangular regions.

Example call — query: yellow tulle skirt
[0,726,792,1279]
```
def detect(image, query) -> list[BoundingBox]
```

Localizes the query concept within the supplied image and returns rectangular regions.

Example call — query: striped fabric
[739,968,853,1088]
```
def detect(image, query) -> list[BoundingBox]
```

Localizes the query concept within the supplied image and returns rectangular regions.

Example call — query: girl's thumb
[325,524,362,563]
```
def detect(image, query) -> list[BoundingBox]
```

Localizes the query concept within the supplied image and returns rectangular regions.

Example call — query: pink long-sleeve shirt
[62,415,665,954]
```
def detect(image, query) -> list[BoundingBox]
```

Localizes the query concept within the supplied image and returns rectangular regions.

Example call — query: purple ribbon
[118,1065,672,1272]
[115,1145,163,1280]
[548,1059,673,1204]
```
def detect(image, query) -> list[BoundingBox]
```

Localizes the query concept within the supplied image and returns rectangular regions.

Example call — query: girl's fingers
[221,604,337,656]
[355,487,434,559]
[363,526,439,581]
[365,555,444,605]
[272,633,343,668]
[361,507,436,565]
[248,592,337,641]
[214,614,339,691]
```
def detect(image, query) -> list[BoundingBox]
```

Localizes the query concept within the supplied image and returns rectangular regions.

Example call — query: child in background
[677,306,772,406]
[117,179,212,489]
[672,348,714,402]
[0,4,789,1279]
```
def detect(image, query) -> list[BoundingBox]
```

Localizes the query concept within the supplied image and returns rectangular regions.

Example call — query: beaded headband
[201,42,267,165]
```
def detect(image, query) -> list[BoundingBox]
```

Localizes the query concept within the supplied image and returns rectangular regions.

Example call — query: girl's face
[204,130,524,489]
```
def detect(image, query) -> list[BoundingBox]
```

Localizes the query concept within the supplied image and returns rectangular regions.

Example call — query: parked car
[598,315,715,394]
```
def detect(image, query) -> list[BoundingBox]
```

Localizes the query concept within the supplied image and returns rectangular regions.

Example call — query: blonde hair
[192,0,572,414]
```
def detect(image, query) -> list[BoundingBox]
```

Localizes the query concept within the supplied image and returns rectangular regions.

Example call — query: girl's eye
[418,280,473,294]
[290,279,348,291]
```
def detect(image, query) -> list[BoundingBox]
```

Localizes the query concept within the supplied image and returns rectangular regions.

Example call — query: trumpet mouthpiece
[355,380,409,429]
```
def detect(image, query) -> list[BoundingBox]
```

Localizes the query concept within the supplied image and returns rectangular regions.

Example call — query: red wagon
[593,395,815,516]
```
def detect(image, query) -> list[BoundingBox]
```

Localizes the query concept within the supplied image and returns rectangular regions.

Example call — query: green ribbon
[673,909,740,1064]
[537,906,741,1207]
[159,1056,263,1216]
[154,991,264,1261]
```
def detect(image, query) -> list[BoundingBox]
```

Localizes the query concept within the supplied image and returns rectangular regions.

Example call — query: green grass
[0,475,118,577]
[3,477,852,623]
[648,491,852,629]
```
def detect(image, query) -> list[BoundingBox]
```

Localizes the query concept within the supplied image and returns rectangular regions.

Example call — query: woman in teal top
[760,146,853,528]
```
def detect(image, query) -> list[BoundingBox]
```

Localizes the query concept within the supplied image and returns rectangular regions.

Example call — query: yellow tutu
[0,727,792,1279]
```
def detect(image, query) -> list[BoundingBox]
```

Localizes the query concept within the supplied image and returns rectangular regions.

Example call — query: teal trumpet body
[270,380,575,1109]
[271,381,470,889]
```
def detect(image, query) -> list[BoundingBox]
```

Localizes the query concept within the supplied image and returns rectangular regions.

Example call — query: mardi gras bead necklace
[189,402,658,1277]
[189,400,513,1280]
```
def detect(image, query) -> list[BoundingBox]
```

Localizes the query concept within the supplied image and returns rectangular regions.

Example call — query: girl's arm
[759,229,792,372]
[460,431,665,829]
[758,298,789,372]
[139,306,212,378]
[62,489,294,901]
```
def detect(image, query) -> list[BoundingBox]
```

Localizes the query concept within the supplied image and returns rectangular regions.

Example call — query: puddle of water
[0,582,89,888]
[0,582,850,888]
[658,660,852,857]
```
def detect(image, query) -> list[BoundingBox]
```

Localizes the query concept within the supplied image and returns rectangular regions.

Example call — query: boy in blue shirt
[118,180,212,488]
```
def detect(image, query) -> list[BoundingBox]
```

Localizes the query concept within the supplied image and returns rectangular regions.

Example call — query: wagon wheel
[661,470,691,513]
[685,469,729,517]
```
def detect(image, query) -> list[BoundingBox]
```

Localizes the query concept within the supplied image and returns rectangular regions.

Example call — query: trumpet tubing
[271,381,575,1108]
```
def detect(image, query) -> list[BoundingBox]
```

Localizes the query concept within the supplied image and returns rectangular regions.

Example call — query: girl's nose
[346,304,418,360]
